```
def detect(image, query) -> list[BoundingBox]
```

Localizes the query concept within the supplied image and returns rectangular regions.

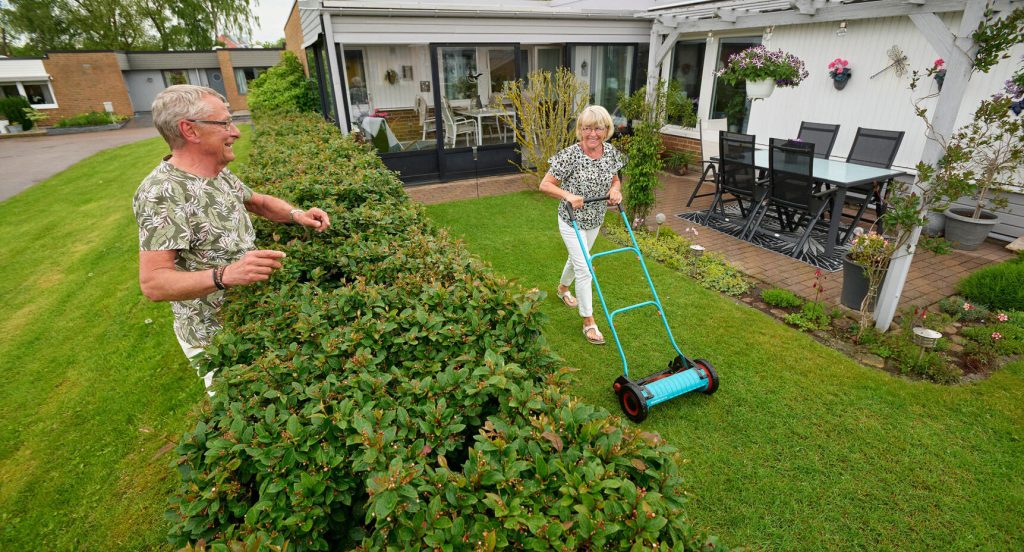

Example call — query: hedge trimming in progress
[167,114,726,551]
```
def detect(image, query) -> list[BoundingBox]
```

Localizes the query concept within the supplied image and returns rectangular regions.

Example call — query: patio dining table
[712,150,908,256]
[454,106,516,146]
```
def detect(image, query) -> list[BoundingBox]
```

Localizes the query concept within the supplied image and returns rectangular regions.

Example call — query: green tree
[0,0,254,52]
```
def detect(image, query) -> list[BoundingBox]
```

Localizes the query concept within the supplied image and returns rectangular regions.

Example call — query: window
[668,41,705,127]
[571,45,635,125]
[233,67,267,95]
[711,37,761,133]
[0,81,58,107]
[344,49,368,109]
[163,70,191,86]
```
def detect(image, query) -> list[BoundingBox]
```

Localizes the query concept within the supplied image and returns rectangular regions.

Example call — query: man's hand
[295,207,331,232]
[222,250,287,286]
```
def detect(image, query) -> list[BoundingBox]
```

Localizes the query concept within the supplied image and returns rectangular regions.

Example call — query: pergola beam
[655,0,1014,33]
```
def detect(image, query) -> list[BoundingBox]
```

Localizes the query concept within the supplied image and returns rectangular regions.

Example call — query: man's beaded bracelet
[212,266,226,290]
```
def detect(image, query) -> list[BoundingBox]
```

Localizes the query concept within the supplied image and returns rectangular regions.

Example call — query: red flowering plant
[827,58,851,82]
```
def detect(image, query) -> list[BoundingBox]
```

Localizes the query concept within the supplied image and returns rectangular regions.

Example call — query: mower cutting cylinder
[644,368,710,408]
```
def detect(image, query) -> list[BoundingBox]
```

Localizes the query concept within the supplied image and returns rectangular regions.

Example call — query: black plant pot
[833,78,848,90]
[841,255,887,311]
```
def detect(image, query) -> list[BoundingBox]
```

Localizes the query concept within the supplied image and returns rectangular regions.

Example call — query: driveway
[0,118,159,202]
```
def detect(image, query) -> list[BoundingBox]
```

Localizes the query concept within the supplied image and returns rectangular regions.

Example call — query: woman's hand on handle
[566,193,585,210]
[607,188,622,206]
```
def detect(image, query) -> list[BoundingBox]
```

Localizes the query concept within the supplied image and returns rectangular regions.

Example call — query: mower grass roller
[568,196,719,422]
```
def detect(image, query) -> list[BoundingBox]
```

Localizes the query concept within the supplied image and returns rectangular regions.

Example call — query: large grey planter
[922,210,945,237]
[943,207,998,250]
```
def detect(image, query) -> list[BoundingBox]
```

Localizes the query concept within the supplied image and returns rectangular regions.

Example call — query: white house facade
[291,0,1022,239]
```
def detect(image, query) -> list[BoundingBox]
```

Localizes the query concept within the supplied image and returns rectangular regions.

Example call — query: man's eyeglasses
[582,126,607,134]
[187,118,236,129]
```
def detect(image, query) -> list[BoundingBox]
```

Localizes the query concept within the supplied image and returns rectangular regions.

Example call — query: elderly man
[133,84,330,391]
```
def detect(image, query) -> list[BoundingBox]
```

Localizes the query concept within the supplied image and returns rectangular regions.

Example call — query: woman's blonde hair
[575,105,615,142]
[152,84,227,149]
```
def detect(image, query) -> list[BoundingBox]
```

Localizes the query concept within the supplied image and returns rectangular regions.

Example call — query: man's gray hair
[152,85,227,149]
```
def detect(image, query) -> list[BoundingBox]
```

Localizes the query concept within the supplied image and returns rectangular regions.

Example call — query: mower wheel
[619,382,649,422]
[612,375,630,395]
[694,358,719,395]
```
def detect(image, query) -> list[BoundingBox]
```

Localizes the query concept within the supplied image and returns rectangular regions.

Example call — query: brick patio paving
[407,170,1015,312]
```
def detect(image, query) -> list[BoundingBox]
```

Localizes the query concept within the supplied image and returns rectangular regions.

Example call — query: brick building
[0,48,284,127]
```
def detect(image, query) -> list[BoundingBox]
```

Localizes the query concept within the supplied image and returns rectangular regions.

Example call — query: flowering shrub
[715,45,809,87]
[827,58,851,81]
[847,231,893,267]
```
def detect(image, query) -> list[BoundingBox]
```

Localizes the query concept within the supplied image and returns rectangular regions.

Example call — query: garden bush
[0,95,33,130]
[956,257,1024,311]
[54,111,127,127]
[761,288,803,309]
[247,51,318,115]
[167,112,726,551]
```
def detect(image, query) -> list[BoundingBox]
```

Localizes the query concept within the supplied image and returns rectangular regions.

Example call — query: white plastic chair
[416,95,435,140]
[440,97,477,147]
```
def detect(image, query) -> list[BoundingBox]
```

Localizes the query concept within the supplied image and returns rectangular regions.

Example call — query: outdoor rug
[678,205,852,272]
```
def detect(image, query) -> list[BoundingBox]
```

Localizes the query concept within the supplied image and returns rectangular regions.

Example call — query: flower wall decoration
[828,58,851,80]
[932,58,947,90]
[828,58,851,90]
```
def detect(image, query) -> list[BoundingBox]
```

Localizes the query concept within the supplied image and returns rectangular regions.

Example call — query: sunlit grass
[427,191,1024,551]
[0,127,252,550]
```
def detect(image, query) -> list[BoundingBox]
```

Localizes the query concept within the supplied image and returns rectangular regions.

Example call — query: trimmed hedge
[167,114,726,551]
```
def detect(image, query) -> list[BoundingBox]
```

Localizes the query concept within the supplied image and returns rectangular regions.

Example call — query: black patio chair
[839,127,905,242]
[686,118,728,207]
[747,139,837,256]
[797,121,840,159]
[704,131,769,239]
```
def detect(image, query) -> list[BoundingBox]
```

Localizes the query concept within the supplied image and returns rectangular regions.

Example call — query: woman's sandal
[583,324,605,345]
[557,288,578,308]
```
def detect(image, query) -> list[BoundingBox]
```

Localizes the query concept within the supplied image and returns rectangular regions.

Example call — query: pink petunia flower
[997,313,1009,322]
[992,332,1003,341]
[963,302,973,311]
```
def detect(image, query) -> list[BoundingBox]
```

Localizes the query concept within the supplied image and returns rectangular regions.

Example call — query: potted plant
[715,45,809,99]
[933,91,1024,250]
[932,58,947,90]
[384,68,399,85]
[23,107,48,128]
[663,149,694,176]
[828,58,852,90]
[842,230,894,339]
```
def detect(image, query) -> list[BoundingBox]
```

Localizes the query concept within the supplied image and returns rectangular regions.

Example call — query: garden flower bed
[604,222,1024,384]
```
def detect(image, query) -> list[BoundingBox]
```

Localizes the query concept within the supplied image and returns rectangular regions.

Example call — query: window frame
[0,80,59,109]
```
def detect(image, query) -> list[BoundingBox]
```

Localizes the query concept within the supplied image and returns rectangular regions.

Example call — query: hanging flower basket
[746,79,776,99]
[715,45,809,100]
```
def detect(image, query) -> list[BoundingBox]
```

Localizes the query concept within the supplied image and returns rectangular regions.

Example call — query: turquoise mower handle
[566,195,619,223]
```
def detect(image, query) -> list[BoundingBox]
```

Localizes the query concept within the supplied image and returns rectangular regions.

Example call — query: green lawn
[426,192,1024,551]
[2,131,1022,550]
[0,127,252,550]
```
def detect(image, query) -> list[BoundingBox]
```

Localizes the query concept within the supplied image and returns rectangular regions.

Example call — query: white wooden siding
[744,14,1023,173]
[331,16,650,44]
[300,2,323,48]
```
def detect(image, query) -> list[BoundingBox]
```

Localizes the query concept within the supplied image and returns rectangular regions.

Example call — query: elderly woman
[538,105,624,345]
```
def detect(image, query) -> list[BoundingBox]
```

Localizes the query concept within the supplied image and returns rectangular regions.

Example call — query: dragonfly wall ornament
[870,45,909,79]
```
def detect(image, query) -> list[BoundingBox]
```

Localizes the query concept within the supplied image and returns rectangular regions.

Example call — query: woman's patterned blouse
[548,142,625,230]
